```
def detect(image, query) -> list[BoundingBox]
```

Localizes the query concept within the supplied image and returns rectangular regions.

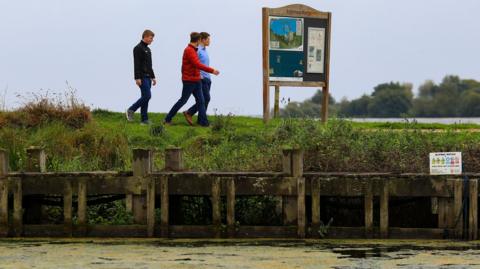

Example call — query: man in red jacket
[164,32,220,126]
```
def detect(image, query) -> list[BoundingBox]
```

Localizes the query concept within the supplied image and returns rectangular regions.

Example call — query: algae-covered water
[1,239,480,269]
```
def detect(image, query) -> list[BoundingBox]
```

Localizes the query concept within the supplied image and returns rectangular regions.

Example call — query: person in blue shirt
[183,32,214,126]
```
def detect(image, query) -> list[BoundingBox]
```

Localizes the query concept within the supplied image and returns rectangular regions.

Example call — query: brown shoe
[183,111,193,126]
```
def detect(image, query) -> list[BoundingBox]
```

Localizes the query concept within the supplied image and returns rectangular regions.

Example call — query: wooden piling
[380,180,389,238]
[13,178,23,236]
[77,178,87,236]
[146,177,156,237]
[212,177,221,238]
[160,175,169,237]
[297,176,306,238]
[132,149,153,224]
[282,149,303,226]
[26,147,46,172]
[469,179,478,240]
[226,177,236,238]
[454,179,463,239]
[63,180,73,236]
[364,181,373,238]
[165,147,184,171]
[311,177,321,237]
[25,148,47,224]
[0,149,8,237]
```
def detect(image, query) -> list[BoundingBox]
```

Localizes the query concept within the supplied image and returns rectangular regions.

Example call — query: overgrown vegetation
[2,92,480,225]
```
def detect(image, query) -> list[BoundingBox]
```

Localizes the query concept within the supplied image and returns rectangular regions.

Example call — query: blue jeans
[187,78,211,117]
[128,77,152,122]
[165,81,208,126]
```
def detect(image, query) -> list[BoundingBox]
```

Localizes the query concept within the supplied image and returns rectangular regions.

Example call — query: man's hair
[142,29,155,39]
[200,32,210,40]
[190,32,201,43]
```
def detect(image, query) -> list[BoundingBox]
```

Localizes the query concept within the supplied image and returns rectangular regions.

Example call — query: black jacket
[134,41,155,79]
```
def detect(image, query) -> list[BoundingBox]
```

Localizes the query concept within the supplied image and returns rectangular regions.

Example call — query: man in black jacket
[126,29,156,124]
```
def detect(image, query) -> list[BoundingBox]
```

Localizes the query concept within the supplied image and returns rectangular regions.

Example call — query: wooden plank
[63,180,73,236]
[160,176,169,237]
[311,177,321,237]
[364,182,373,238]
[19,175,141,195]
[267,4,330,19]
[469,179,478,240]
[226,177,235,238]
[13,178,23,236]
[453,179,463,239]
[297,177,306,238]
[262,7,270,123]
[380,180,389,238]
[322,12,332,123]
[270,81,325,88]
[77,178,87,236]
[146,177,156,237]
[212,177,221,238]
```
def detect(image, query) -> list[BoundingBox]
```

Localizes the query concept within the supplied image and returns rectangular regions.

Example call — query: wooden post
[165,147,184,171]
[0,149,8,237]
[454,179,463,239]
[132,149,153,224]
[262,7,270,123]
[311,177,321,237]
[226,177,236,238]
[469,179,478,240]
[24,147,47,224]
[146,177,156,237]
[63,180,73,236]
[160,175,169,237]
[380,180,389,238]
[297,176,306,238]
[282,149,296,225]
[364,181,373,238]
[26,147,46,172]
[273,85,280,118]
[77,178,87,236]
[12,178,22,236]
[321,12,332,124]
[212,177,221,238]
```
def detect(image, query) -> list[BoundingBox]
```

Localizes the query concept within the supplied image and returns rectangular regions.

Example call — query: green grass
[2,109,480,174]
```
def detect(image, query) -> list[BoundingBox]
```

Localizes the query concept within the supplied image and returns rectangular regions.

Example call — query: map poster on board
[307,27,325,74]
[269,16,305,81]
[429,152,462,175]
[269,16,304,51]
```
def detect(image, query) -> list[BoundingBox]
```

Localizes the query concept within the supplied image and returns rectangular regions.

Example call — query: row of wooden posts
[0,147,478,239]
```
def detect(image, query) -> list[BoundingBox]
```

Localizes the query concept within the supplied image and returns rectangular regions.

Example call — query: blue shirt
[198,45,210,79]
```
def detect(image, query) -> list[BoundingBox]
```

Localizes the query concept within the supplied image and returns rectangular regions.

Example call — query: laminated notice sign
[429,152,462,175]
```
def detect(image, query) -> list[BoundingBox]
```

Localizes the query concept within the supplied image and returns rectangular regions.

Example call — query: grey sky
[1,0,479,115]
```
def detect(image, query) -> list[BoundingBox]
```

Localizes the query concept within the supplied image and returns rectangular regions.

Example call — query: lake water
[347,118,480,124]
[1,239,480,269]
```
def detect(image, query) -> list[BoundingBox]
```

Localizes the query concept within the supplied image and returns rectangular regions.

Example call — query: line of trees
[280,75,480,118]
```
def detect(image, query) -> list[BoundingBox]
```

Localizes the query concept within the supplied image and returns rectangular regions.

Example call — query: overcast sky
[1,0,479,115]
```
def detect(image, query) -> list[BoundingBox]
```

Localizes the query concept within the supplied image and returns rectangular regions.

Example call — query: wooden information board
[262,4,332,122]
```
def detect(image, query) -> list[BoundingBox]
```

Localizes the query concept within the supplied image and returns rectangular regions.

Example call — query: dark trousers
[165,81,208,126]
[128,77,152,122]
[187,78,211,116]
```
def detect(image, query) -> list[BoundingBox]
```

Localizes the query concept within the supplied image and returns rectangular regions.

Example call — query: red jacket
[182,44,214,82]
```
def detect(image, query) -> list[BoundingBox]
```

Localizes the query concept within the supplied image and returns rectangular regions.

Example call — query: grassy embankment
[2,97,480,225]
